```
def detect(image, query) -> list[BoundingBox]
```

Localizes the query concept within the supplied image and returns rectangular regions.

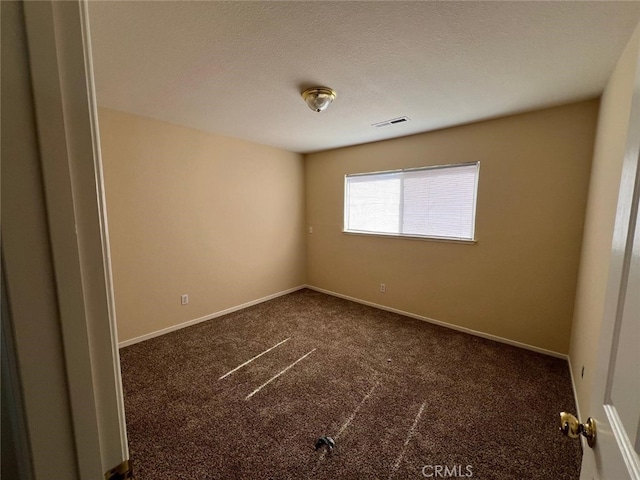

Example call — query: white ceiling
[88,1,640,154]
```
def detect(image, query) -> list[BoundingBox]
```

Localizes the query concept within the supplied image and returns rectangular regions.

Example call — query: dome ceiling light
[301,87,337,113]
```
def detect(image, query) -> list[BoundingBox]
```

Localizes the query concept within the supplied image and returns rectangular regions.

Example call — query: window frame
[343,161,480,243]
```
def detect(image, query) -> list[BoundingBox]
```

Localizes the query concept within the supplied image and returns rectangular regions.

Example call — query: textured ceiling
[88,1,640,154]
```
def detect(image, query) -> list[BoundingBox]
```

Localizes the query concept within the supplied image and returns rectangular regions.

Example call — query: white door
[579,48,640,480]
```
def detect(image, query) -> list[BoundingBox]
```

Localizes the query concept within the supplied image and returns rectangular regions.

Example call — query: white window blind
[344,162,479,241]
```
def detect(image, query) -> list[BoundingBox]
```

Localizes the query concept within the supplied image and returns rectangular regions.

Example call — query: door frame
[17,0,127,477]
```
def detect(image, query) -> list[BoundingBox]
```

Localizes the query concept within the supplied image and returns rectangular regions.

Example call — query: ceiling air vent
[372,116,410,128]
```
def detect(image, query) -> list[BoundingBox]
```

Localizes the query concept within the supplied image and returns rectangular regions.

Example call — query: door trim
[604,404,640,477]
[78,0,129,458]
[22,0,128,476]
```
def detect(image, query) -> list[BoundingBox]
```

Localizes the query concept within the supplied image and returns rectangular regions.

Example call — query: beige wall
[306,100,599,355]
[569,23,640,416]
[99,109,306,343]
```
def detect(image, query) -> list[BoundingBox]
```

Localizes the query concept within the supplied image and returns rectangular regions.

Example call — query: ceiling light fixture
[302,87,337,113]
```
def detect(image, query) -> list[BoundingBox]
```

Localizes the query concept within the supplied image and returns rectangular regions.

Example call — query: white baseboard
[304,284,568,360]
[118,285,306,348]
[120,282,569,362]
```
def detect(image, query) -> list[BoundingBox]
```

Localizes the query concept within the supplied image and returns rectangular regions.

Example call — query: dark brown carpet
[120,289,581,479]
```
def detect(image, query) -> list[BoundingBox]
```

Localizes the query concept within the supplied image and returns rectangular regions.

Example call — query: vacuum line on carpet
[219,338,291,380]
[306,379,382,480]
[388,401,426,480]
[245,348,317,400]
[336,380,380,439]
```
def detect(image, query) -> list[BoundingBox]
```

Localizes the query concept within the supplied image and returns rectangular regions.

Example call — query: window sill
[342,230,477,245]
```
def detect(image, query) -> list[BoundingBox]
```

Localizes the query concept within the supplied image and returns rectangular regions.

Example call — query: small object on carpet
[315,436,335,453]
[387,358,392,363]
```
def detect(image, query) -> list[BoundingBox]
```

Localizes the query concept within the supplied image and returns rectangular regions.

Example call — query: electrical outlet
[181,294,189,305]
[380,283,386,293]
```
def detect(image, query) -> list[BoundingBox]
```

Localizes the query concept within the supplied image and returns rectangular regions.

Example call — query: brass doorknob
[559,412,596,448]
